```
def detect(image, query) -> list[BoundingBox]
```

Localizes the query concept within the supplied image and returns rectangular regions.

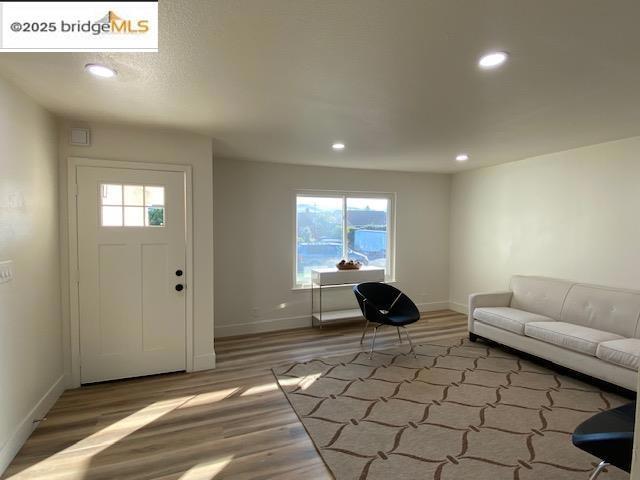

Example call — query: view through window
[296,193,392,285]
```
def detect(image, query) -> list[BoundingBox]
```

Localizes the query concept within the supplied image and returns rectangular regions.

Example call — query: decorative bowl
[336,259,362,270]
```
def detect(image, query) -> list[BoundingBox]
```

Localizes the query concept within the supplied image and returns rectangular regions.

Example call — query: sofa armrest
[468,291,513,332]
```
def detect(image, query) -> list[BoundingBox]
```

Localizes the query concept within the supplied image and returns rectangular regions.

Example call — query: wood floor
[2,310,467,480]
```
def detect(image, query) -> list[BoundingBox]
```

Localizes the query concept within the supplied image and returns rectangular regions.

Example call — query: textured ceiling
[1,0,640,172]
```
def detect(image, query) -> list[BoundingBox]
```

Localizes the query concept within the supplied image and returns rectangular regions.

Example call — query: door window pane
[124,185,144,206]
[101,184,122,205]
[145,186,165,206]
[102,206,123,226]
[296,196,343,285]
[124,206,144,226]
[146,207,165,226]
[347,197,389,271]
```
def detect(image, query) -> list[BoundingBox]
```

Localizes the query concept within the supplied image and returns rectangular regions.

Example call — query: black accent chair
[353,282,420,358]
[572,401,635,479]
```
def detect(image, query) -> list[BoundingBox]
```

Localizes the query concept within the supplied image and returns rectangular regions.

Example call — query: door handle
[175,284,184,292]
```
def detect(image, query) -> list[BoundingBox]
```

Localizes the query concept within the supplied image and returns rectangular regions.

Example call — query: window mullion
[344,195,349,260]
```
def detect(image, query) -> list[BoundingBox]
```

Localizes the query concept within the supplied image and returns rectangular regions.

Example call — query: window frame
[293,189,396,288]
[98,182,167,228]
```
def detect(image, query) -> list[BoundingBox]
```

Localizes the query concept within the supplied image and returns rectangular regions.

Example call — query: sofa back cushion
[561,284,640,338]
[509,275,573,320]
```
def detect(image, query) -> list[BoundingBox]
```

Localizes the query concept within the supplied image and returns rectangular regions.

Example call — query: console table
[311,267,385,327]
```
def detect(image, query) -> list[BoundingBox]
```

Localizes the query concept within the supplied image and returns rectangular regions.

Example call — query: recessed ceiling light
[84,63,117,78]
[456,153,469,162]
[332,142,345,151]
[478,51,509,69]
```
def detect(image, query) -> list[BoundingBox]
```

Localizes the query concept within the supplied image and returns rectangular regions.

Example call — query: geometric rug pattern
[273,337,630,479]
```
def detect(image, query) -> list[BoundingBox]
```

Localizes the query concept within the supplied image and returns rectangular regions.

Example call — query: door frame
[67,157,194,387]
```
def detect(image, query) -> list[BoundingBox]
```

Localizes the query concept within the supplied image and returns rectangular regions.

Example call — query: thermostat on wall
[70,128,90,146]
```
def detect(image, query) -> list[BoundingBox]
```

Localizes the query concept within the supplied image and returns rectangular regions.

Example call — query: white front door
[77,166,187,383]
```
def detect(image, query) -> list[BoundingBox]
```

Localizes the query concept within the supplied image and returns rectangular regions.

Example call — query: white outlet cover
[0,260,14,284]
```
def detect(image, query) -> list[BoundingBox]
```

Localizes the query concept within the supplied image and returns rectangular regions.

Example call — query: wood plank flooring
[2,310,467,480]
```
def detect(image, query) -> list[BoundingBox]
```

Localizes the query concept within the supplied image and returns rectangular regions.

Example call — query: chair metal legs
[589,461,609,480]
[362,322,403,347]
[369,325,380,359]
[360,320,370,344]
[367,324,417,359]
[402,326,417,358]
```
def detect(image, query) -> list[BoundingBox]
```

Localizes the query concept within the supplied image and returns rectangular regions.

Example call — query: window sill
[292,279,397,292]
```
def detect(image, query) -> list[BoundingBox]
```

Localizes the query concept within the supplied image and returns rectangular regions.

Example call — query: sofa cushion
[510,276,573,320]
[596,339,640,371]
[524,321,623,356]
[561,284,640,338]
[474,307,554,335]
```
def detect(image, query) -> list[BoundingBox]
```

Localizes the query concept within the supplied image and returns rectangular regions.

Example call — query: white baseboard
[416,301,451,312]
[0,374,66,475]
[216,314,311,338]
[193,352,217,371]
[449,301,468,314]
[215,300,452,338]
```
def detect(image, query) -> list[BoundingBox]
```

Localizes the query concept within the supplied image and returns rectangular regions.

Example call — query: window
[100,184,165,227]
[295,191,394,286]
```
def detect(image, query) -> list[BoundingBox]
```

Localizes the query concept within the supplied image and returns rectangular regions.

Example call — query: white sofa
[468,275,640,391]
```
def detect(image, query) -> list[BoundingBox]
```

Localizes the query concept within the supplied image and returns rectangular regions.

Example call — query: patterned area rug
[273,337,631,480]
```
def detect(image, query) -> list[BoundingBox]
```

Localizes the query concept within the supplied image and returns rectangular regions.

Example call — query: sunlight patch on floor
[178,387,240,408]
[178,455,234,480]
[239,371,323,397]
[240,383,279,396]
[276,372,321,390]
[7,396,196,478]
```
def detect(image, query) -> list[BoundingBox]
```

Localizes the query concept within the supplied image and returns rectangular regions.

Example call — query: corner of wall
[448,301,468,315]
[0,374,66,475]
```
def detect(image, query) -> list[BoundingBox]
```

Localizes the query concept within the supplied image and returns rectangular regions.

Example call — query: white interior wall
[57,119,216,377]
[449,135,640,312]
[0,77,62,473]
[213,157,451,337]
[450,136,640,478]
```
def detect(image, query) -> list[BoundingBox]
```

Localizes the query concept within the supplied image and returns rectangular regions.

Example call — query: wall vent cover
[70,128,91,146]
